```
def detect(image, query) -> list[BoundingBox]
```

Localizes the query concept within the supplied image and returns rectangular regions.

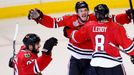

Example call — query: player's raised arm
[28,8,71,28]
[112,9,134,25]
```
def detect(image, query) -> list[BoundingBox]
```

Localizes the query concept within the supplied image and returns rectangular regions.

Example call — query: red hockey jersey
[71,21,134,67]
[35,13,131,59]
[13,46,52,75]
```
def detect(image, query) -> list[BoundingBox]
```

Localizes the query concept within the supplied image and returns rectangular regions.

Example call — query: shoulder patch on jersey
[24,53,31,58]
[65,14,72,16]
[73,20,79,27]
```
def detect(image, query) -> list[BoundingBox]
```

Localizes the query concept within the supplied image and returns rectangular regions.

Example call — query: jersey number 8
[95,35,105,52]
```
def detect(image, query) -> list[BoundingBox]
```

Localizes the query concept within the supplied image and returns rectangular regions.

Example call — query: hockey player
[28,1,133,75]
[69,4,134,75]
[9,33,58,75]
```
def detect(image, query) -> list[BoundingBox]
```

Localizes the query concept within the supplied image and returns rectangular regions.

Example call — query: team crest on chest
[73,20,79,27]
[24,53,31,58]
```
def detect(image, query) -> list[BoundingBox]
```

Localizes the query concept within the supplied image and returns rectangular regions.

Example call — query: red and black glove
[63,26,74,38]
[8,56,15,68]
[42,37,58,55]
[28,8,43,21]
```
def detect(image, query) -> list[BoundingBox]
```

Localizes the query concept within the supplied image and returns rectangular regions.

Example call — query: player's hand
[42,37,58,55]
[130,56,134,64]
[63,26,71,38]
[8,56,14,68]
[28,8,43,20]
[126,9,134,19]
[63,26,74,38]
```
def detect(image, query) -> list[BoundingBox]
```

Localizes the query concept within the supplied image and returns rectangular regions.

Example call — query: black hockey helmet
[94,4,109,21]
[75,1,89,13]
[23,33,40,49]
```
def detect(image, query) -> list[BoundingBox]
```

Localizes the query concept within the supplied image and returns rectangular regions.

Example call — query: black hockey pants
[94,64,126,75]
[68,56,97,75]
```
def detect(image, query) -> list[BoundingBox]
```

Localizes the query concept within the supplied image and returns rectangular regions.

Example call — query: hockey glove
[42,37,58,55]
[28,8,43,21]
[63,26,74,38]
[63,26,71,38]
[126,9,134,19]
[130,56,134,64]
[8,56,14,68]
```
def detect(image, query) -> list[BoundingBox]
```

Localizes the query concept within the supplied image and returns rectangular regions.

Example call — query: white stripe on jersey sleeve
[71,30,79,43]
[14,64,18,75]
[34,59,40,74]
[53,18,58,28]
[124,42,134,53]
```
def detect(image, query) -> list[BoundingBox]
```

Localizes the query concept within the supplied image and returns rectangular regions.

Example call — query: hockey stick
[13,24,19,56]
[13,24,19,75]
[108,42,131,57]
[129,0,134,23]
